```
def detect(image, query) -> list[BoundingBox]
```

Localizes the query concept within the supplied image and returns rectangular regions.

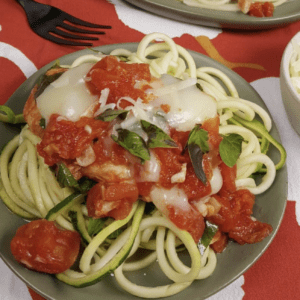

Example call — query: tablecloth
[0,0,300,299]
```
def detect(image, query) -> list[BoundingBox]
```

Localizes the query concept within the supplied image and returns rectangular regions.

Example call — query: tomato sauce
[207,168,272,251]
[86,56,153,107]
[248,2,274,17]
[35,58,272,250]
[37,115,109,166]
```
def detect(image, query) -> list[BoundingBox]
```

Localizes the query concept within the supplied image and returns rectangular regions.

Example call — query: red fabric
[243,201,300,299]
[1,0,299,299]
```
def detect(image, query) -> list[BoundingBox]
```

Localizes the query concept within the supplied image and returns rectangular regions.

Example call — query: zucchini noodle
[0,32,286,298]
[180,0,288,12]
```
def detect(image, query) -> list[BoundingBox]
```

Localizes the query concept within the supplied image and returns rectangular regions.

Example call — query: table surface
[0,0,300,299]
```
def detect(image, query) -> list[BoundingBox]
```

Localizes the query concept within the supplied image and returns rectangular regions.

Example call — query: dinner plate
[0,43,287,300]
[123,0,300,30]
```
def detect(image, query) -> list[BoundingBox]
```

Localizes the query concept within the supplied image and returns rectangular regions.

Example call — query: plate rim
[123,0,300,30]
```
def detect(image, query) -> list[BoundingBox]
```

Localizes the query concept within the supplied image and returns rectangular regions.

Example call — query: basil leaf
[77,176,97,192]
[111,129,150,162]
[57,164,97,192]
[141,120,177,148]
[39,118,46,129]
[198,221,218,255]
[57,163,80,190]
[219,133,243,167]
[35,63,64,98]
[187,125,209,184]
[96,109,129,122]
[88,217,108,236]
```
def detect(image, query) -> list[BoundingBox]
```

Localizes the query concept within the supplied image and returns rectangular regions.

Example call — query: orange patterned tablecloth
[1,0,300,299]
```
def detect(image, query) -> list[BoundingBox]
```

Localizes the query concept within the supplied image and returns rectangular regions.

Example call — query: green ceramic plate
[124,0,300,30]
[0,44,287,300]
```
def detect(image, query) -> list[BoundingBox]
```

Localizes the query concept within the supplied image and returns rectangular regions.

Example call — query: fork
[16,0,112,46]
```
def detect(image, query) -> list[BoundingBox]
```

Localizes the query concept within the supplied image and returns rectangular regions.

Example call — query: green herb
[196,82,203,91]
[112,128,150,163]
[57,163,80,189]
[187,125,209,184]
[39,118,46,129]
[96,109,129,122]
[57,164,96,192]
[141,120,177,148]
[144,202,156,215]
[77,176,97,192]
[198,221,218,255]
[219,133,243,167]
[35,62,64,98]
[87,217,108,236]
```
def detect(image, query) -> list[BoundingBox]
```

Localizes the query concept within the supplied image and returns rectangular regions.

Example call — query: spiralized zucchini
[0,32,286,298]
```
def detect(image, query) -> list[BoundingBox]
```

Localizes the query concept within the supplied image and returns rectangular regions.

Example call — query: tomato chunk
[86,181,139,220]
[10,219,81,274]
[248,2,274,17]
[167,204,205,242]
[86,56,152,106]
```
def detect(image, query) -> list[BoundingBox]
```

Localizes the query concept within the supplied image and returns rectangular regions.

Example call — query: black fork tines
[60,22,106,35]
[62,12,112,29]
[16,0,111,46]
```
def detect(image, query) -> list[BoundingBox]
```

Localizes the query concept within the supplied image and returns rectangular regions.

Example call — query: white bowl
[280,32,300,135]
[280,32,300,136]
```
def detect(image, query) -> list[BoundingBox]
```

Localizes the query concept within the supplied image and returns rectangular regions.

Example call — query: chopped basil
[111,128,150,163]
[57,163,96,192]
[196,82,203,91]
[187,125,209,184]
[57,163,80,189]
[39,118,46,129]
[96,109,129,122]
[219,133,243,167]
[77,176,97,192]
[141,120,177,148]
[35,62,64,98]
[198,221,218,255]
[87,217,108,236]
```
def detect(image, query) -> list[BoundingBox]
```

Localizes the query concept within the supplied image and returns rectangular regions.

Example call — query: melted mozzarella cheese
[138,151,161,182]
[151,75,217,131]
[210,167,223,195]
[36,63,98,123]
[149,186,190,217]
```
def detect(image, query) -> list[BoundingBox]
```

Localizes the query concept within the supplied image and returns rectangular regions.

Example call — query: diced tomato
[229,215,273,245]
[10,219,81,274]
[230,189,255,216]
[207,194,236,233]
[37,115,109,166]
[86,56,152,106]
[201,116,223,149]
[208,189,271,245]
[167,204,205,242]
[136,182,155,198]
[248,2,274,17]
[210,231,228,253]
[218,162,237,195]
[178,161,212,200]
[86,181,139,220]
[262,2,274,17]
